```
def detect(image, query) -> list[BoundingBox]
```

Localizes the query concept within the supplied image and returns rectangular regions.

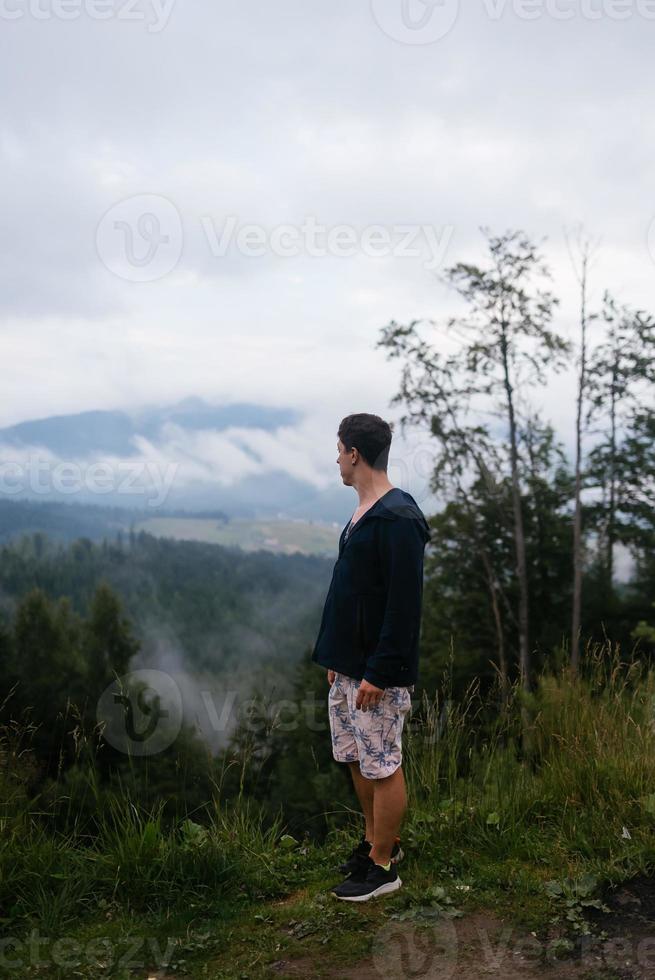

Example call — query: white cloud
[1,0,653,480]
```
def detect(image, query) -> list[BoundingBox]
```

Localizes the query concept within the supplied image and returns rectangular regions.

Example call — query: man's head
[336,414,393,484]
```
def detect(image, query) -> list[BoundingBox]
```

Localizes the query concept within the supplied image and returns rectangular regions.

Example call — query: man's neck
[355,481,395,508]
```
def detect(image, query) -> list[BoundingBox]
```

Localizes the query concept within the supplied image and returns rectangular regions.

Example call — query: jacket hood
[376,488,432,545]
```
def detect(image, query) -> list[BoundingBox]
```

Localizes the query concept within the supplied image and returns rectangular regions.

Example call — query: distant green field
[133,516,341,556]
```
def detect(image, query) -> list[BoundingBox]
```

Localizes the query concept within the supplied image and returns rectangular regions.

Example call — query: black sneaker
[337,836,403,876]
[337,836,370,875]
[331,856,402,902]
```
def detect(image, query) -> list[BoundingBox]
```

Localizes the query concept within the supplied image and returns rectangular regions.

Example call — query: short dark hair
[338,413,393,471]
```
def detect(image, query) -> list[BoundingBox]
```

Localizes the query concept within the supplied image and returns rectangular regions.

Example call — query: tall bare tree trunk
[451,444,510,705]
[571,247,589,673]
[607,367,618,598]
[500,327,531,695]
[479,545,508,704]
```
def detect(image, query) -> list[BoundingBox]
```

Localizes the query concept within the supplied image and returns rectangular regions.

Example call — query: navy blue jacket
[311,487,431,689]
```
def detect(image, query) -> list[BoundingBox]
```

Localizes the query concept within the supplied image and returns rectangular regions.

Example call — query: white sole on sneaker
[332,877,402,902]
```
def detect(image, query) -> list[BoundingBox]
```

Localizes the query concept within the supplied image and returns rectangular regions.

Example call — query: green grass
[3,641,655,977]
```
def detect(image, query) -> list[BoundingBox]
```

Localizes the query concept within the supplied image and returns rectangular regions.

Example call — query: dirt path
[270,909,584,979]
[141,875,655,979]
[271,874,655,979]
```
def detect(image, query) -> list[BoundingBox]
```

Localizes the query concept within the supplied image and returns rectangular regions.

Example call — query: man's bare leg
[347,760,375,842]
[368,766,407,866]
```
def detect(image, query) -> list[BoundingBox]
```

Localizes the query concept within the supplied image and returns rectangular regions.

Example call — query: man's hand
[327,669,335,685]
[356,678,384,711]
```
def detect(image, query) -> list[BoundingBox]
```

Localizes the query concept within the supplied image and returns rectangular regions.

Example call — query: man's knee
[360,762,404,781]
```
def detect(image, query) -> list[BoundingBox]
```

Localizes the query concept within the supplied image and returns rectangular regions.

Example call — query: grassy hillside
[133,516,340,557]
[4,644,655,978]
[0,501,341,559]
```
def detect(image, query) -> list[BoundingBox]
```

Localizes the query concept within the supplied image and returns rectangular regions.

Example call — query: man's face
[337,438,356,485]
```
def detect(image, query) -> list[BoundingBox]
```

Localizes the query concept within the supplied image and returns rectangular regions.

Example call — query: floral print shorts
[328,671,413,780]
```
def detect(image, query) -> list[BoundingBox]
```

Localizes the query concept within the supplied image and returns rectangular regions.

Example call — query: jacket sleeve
[362,516,425,689]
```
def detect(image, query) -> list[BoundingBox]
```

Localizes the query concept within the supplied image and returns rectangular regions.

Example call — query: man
[312,413,431,901]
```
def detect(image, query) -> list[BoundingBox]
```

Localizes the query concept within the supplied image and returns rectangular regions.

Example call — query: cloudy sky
[1,0,654,507]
